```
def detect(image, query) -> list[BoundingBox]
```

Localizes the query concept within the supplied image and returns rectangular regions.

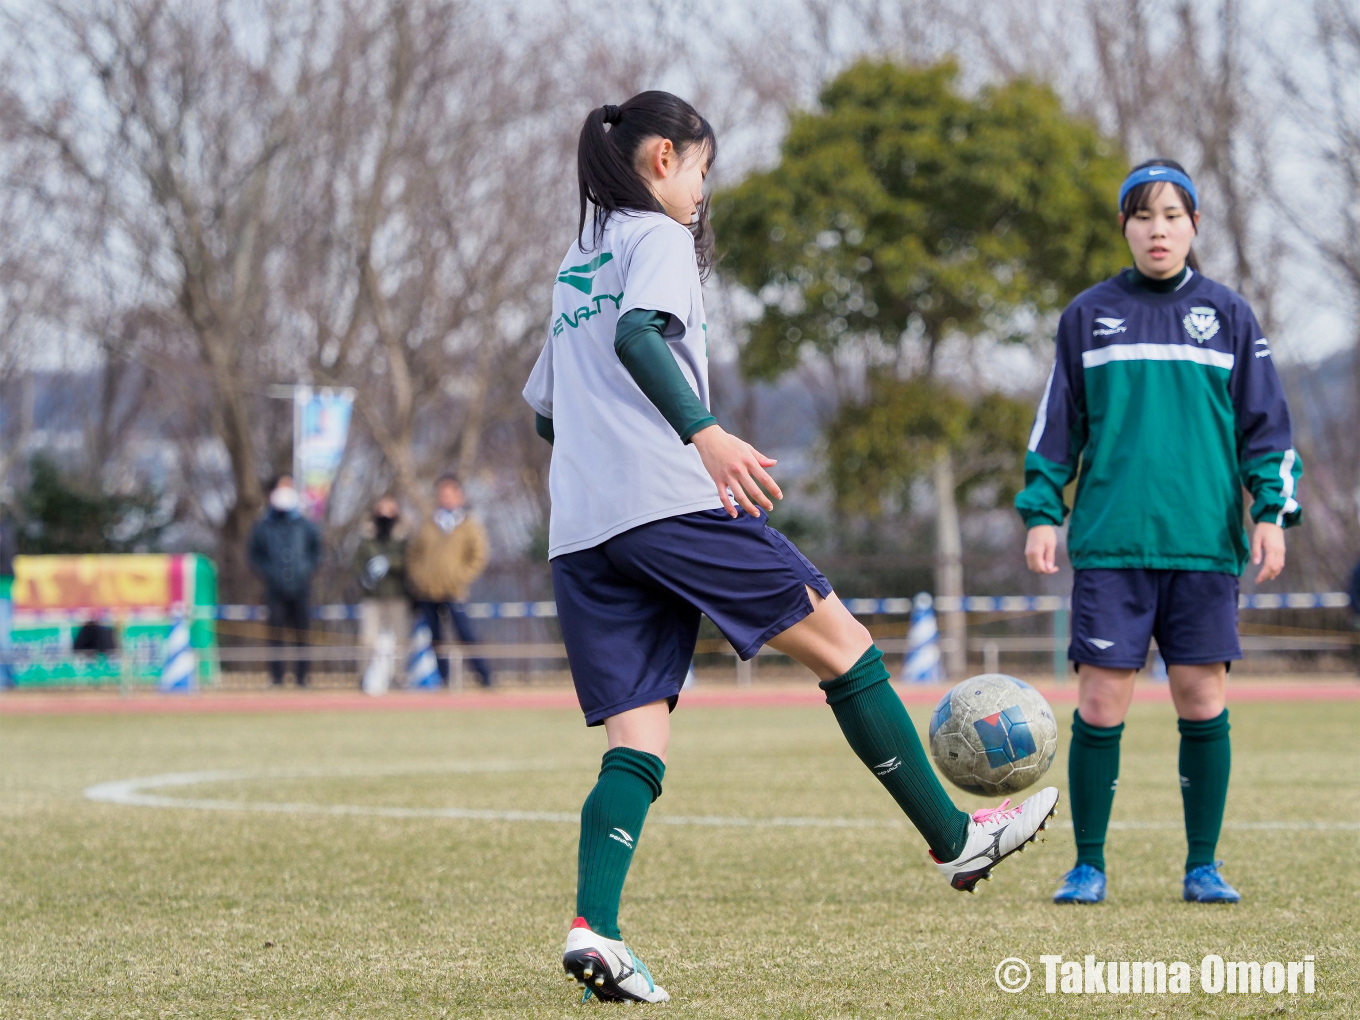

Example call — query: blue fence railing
[204,592,1354,623]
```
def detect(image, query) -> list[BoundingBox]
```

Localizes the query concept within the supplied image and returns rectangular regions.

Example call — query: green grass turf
[1,698,1356,1018]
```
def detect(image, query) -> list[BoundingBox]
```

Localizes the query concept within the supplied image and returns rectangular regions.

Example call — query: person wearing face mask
[247,475,323,686]
[353,493,409,691]
[406,474,493,687]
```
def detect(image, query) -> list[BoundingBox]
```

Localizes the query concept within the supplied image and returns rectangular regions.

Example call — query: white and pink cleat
[932,787,1060,891]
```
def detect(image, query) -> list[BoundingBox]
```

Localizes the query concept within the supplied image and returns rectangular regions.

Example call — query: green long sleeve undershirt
[1125,265,1189,293]
[533,309,717,446]
[535,412,554,444]
[614,309,716,443]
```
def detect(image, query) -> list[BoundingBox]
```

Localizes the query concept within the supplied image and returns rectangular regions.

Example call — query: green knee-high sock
[819,646,970,861]
[1179,710,1230,872]
[576,747,665,940]
[1068,710,1123,872]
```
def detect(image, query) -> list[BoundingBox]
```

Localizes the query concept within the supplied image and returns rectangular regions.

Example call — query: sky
[4,0,1354,374]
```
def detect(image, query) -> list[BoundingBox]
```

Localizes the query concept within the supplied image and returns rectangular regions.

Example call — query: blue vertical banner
[293,386,355,522]
[903,592,944,683]
[157,614,197,693]
[406,618,441,689]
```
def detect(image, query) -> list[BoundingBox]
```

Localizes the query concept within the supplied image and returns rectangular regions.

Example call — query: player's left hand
[690,424,782,518]
[1251,521,1286,583]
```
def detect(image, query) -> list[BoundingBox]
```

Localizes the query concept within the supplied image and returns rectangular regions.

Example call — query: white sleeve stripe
[1027,365,1056,452]
[1274,448,1298,526]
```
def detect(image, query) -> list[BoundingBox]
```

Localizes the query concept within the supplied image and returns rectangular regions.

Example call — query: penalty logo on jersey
[556,252,614,295]
[1183,306,1220,344]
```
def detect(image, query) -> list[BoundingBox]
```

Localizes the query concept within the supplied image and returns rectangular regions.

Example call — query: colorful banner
[294,386,354,521]
[8,554,217,687]
[13,553,192,611]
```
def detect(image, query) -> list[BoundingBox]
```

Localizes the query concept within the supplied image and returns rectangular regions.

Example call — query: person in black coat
[1349,558,1360,678]
[248,475,322,686]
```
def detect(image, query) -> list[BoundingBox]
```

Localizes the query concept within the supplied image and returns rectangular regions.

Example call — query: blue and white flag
[158,616,197,692]
[406,619,441,689]
[903,592,944,683]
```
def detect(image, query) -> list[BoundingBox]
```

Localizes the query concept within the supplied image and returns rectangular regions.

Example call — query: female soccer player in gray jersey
[524,91,1059,1004]
[1017,160,1302,906]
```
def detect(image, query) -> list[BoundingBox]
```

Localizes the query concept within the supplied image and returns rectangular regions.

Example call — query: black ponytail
[1120,158,1201,272]
[577,91,717,278]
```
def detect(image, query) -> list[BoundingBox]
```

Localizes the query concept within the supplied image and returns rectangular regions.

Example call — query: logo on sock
[1179,775,1191,788]
[873,756,902,776]
[608,827,635,849]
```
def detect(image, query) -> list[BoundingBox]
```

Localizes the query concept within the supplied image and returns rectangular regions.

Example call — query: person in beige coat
[407,474,493,686]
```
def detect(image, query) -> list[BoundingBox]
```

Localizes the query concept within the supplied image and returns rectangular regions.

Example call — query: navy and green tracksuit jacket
[1015,269,1301,574]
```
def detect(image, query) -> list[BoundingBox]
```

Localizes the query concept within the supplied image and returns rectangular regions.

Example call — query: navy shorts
[1069,569,1241,670]
[551,509,832,725]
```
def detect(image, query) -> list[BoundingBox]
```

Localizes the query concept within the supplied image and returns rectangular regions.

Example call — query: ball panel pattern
[927,674,1058,796]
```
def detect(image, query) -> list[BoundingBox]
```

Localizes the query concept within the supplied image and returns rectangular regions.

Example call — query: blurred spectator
[408,474,493,687]
[1349,556,1360,677]
[248,475,321,687]
[0,512,13,689]
[354,493,409,691]
[73,617,117,655]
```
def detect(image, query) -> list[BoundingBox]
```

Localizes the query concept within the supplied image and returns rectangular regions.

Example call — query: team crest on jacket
[1183,306,1220,344]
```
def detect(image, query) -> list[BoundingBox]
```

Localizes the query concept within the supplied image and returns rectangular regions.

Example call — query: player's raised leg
[768,590,1060,892]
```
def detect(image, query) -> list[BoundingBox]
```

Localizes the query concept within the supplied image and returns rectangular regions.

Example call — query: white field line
[83,769,1360,832]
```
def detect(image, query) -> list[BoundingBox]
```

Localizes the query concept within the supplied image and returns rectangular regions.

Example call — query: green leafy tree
[713,60,1127,671]
[713,59,1129,380]
[17,456,168,555]
[826,380,1033,517]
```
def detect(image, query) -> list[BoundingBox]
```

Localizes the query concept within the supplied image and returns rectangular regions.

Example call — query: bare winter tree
[1264,0,1360,585]
[273,2,571,514]
[0,0,583,596]
[6,0,1351,611]
[1,0,325,590]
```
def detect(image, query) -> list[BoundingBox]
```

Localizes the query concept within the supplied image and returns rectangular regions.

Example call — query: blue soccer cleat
[1053,863,1107,904]
[1183,861,1241,903]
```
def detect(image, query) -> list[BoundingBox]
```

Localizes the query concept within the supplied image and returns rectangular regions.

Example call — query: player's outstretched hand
[1024,525,1059,574]
[1251,521,1285,583]
[690,424,782,518]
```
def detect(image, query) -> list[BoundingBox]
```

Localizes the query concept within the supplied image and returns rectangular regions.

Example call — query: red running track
[2,681,1359,716]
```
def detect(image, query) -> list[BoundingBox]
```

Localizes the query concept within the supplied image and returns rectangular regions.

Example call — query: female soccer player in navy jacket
[1017,160,1301,905]
[525,92,1059,1003]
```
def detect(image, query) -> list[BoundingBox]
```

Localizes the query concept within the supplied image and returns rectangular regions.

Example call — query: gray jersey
[523,211,722,558]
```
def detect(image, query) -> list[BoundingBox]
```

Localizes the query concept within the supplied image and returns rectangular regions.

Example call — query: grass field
[1,695,1357,1018]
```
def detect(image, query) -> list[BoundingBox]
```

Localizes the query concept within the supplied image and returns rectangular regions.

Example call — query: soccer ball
[928,674,1058,796]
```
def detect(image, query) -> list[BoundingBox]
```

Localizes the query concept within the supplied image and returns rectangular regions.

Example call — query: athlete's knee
[1075,670,1135,727]
[813,589,871,646]
[845,615,872,650]
[1076,702,1128,728]
[603,701,671,762]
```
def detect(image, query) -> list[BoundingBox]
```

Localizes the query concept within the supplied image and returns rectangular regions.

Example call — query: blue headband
[1118,166,1198,212]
